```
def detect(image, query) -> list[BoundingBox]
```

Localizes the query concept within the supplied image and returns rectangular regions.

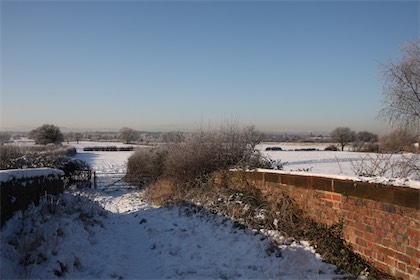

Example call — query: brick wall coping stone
[0,168,65,184]
[232,169,419,210]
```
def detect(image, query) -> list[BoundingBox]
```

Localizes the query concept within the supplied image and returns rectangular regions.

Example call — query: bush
[164,126,269,182]
[352,141,379,153]
[324,145,338,151]
[0,145,76,169]
[126,124,270,199]
[0,145,22,168]
[379,128,418,153]
[351,153,420,179]
[265,147,282,151]
[125,147,168,186]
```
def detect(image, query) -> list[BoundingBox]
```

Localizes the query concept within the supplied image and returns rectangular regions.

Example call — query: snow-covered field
[1,142,354,279]
[257,143,420,189]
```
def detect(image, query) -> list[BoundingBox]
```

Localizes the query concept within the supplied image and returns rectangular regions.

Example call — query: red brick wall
[232,171,420,280]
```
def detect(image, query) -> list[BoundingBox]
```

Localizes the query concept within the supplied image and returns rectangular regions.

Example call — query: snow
[257,143,420,189]
[0,168,64,183]
[1,143,351,279]
[71,141,136,174]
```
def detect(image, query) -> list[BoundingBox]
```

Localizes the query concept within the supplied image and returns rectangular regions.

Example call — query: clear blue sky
[1,0,418,134]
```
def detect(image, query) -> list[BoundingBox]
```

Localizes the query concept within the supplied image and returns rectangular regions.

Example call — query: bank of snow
[1,189,351,279]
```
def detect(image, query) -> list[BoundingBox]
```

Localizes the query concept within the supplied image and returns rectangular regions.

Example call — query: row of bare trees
[330,126,418,153]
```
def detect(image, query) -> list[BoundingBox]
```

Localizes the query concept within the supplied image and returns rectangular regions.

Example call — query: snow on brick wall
[0,168,64,183]
[231,171,420,280]
[1,168,65,227]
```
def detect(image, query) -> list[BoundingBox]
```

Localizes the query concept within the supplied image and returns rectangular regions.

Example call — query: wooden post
[93,171,97,189]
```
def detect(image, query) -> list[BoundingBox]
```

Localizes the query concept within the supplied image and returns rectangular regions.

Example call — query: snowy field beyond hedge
[1,142,357,279]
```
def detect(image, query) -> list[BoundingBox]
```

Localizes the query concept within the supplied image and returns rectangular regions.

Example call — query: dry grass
[143,179,181,206]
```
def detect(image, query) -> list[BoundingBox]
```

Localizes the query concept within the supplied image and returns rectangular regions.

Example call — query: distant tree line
[329,126,418,153]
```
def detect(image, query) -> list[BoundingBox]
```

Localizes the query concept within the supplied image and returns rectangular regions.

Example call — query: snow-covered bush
[324,145,338,151]
[0,145,76,170]
[0,145,90,188]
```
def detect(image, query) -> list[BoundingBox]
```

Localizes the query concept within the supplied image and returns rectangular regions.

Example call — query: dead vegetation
[127,123,397,279]
[186,175,395,280]
[4,194,107,278]
[0,145,77,170]
[351,153,419,179]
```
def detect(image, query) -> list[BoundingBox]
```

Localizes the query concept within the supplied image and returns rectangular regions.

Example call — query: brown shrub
[163,125,268,184]
[126,124,269,192]
[163,133,221,183]
[125,147,168,187]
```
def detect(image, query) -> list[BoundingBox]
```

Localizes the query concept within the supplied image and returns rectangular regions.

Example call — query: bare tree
[355,131,378,143]
[352,131,379,152]
[379,40,420,133]
[330,127,356,151]
[64,132,83,144]
[64,132,74,144]
[118,127,137,144]
[353,41,420,180]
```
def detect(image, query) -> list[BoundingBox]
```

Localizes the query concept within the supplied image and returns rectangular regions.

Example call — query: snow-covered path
[1,143,350,279]
[75,191,161,279]
[62,189,347,280]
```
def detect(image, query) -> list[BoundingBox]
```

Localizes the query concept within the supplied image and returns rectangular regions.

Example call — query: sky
[1,0,418,134]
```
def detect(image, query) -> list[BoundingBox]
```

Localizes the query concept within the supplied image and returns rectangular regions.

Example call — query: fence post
[93,171,97,189]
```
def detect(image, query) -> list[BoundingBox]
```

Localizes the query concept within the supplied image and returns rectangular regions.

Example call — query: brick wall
[231,170,419,280]
[1,169,64,227]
